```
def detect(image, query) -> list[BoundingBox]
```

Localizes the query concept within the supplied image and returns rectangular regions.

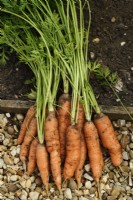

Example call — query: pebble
[26,179,32,188]
[10,175,18,181]
[5,113,11,118]
[111,17,116,22]
[7,126,15,135]
[8,183,18,192]
[0,159,4,168]
[65,188,72,199]
[92,38,100,43]
[74,190,83,196]
[122,151,129,160]
[84,173,93,181]
[129,151,133,159]
[84,164,90,172]
[111,187,120,198]
[3,138,10,146]
[85,181,91,189]
[120,42,126,46]
[4,155,13,165]
[0,133,5,142]
[29,191,39,200]
[16,114,24,121]
[11,148,17,156]
[14,158,20,164]
[68,178,77,190]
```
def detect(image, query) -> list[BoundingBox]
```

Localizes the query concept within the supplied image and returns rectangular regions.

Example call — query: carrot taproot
[94,113,122,166]
[17,105,35,145]
[36,143,49,192]
[45,111,60,153]
[84,121,104,182]
[20,117,37,164]
[50,150,62,192]
[76,104,85,130]
[75,132,87,188]
[58,93,71,163]
[63,125,81,181]
[27,138,38,175]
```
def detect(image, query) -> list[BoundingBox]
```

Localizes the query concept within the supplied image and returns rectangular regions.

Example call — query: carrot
[20,117,37,164]
[17,105,35,145]
[27,138,38,175]
[76,104,85,130]
[45,110,61,191]
[75,132,87,188]
[94,113,122,166]
[50,150,62,192]
[36,143,49,192]
[63,125,81,181]
[45,111,60,153]
[58,93,71,163]
[84,121,104,182]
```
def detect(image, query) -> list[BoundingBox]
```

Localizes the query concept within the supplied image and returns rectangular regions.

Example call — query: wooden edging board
[0,99,133,120]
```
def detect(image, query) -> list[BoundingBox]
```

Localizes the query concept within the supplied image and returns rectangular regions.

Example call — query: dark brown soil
[0,0,133,106]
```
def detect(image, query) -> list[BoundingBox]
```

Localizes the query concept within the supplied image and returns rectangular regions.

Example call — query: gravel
[0,113,133,199]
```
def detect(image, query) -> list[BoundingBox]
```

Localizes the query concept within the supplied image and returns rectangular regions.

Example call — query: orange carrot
[45,110,61,190]
[17,105,35,145]
[27,138,38,175]
[76,104,85,130]
[63,125,81,181]
[75,132,87,188]
[84,121,104,182]
[45,111,60,153]
[20,117,37,164]
[50,150,62,192]
[94,113,122,166]
[75,104,86,187]
[58,94,71,163]
[36,143,49,192]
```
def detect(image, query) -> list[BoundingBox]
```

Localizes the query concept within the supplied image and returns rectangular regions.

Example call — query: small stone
[85,181,91,189]
[10,175,18,182]
[16,114,24,121]
[35,177,42,185]
[50,187,54,193]
[121,135,130,149]
[11,148,17,156]
[89,187,97,194]
[84,173,93,181]
[4,155,13,165]
[0,159,4,168]
[5,113,11,118]
[7,126,15,135]
[0,169,3,175]
[3,138,10,146]
[129,143,133,149]
[0,180,4,186]
[92,38,100,43]
[129,150,133,159]
[120,42,126,46]
[26,179,32,188]
[8,183,18,192]
[111,17,116,22]
[0,133,5,142]
[90,52,95,60]
[74,190,83,196]
[65,188,72,199]
[111,187,120,198]
[20,180,26,188]
[72,197,78,200]
[14,158,20,164]
[29,191,39,200]
[79,197,88,200]
[68,178,77,190]
[84,164,90,172]
[122,151,129,160]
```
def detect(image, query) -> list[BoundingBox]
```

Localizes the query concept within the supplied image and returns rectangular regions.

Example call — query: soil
[0,0,133,106]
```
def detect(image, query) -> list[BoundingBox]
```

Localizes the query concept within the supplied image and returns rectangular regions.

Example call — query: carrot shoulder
[20,117,37,163]
[17,105,35,145]
[36,143,49,192]
[58,93,71,163]
[94,114,122,166]
[63,125,81,181]
[84,121,104,182]
[28,138,38,175]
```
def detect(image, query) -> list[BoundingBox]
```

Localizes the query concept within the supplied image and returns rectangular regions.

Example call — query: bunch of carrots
[0,0,123,197]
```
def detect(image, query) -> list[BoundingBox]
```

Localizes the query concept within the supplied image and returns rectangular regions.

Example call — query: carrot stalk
[84,121,104,182]
[20,117,37,164]
[58,93,71,163]
[63,125,81,181]
[27,138,38,175]
[94,113,122,166]
[36,143,49,192]
[17,105,35,145]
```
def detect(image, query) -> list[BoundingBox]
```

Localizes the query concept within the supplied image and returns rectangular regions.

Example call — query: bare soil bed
[0,0,133,107]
